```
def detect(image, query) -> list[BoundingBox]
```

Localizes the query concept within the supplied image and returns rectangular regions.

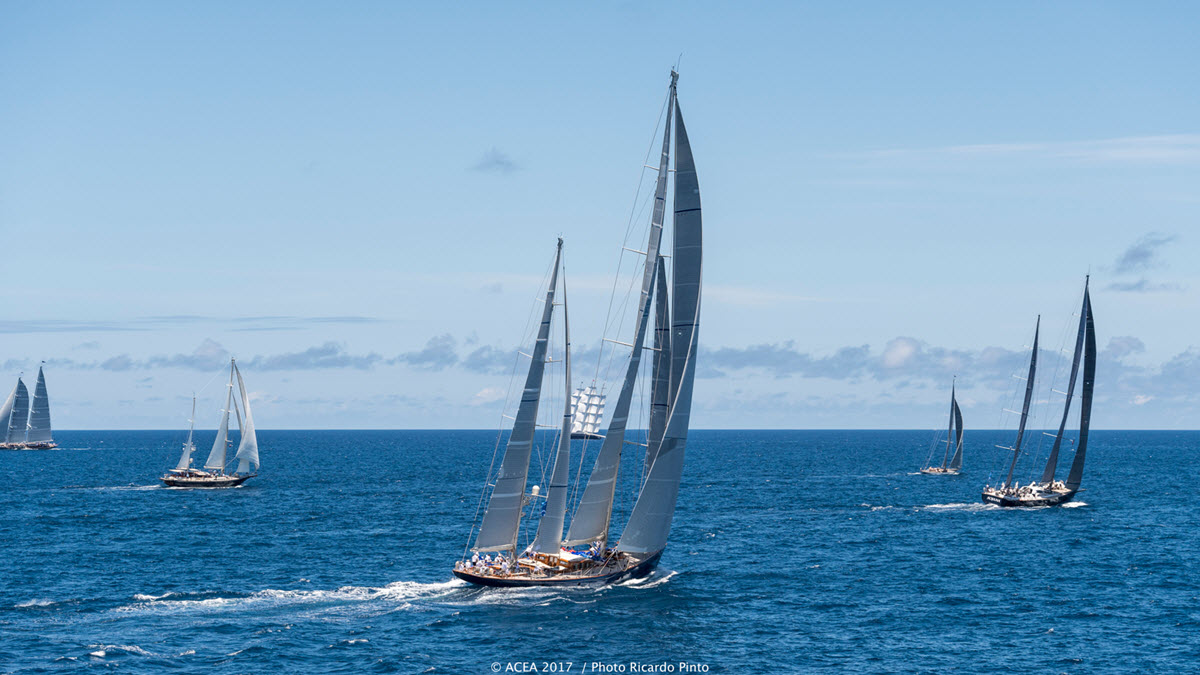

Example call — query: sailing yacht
[454,70,702,587]
[982,278,1095,507]
[0,366,56,450]
[161,358,260,488]
[920,379,963,474]
[569,386,605,439]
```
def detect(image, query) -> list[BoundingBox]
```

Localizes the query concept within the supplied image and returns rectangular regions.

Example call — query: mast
[175,395,197,470]
[234,361,259,474]
[1041,277,1089,484]
[618,76,702,556]
[644,254,671,487]
[204,363,235,472]
[563,72,675,548]
[948,392,964,471]
[26,366,52,444]
[1065,286,1095,491]
[531,260,572,554]
[1003,316,1040,489]
[5,378,29,445]
[939,380,956,469]
[473,239,563,553]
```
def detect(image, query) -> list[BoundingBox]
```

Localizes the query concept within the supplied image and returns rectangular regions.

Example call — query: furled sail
[5,378,29,445]
[618,91,702,556]
[473,240,563,552]
[563,77,675,548]
[570,387,605,437]
[204,373,234,471]
[948,394,964,471]
[176,396,197,470]
[644,254,671,487]
[1003,317,1040,489]
[233,362,259,473]
[1041,279,1089,484]
[26,367,52,443]
[531,270,573,554]
[1065,286,1095,491]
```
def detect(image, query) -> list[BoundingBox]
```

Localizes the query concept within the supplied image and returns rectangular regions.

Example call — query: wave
[14,598,57,608]
[921,502,1000,512]
[87,644,156,658]
[1062,501,1089,508]
[617,570,677,589]
[117,578,468,615]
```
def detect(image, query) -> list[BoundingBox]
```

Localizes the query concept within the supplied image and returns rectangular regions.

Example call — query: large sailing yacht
[454,70,702,587]
[161,358,260,488]
[920,379,963,475]
[982,278,1095,507]
[0,366,56,450]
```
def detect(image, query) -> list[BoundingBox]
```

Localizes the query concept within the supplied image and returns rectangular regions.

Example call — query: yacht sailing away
[454,70,702,587]
[161,358,260,488]
[982,278,1095,507]
[0,366,57,450]
[920,379,963,475]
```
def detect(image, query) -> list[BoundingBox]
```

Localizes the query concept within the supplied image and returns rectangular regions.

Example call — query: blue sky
[2,1,1198,430]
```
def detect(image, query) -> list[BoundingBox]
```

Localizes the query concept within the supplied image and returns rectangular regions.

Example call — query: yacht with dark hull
[982,279,1095,507]
[920,379,963,475]
[454,70,702,587]
[161,359,260,488]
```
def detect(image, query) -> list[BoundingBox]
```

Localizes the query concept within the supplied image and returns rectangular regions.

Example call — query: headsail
[204,368,234,471]
[26,367,52,443]
[618,88,703,556]
[1041,278,1089,484]
[0,383,17,444]
[531,266,573,554]
[5,379,30,445]
[1065,286,1095,491]
[473,240,563,553]
[563,74,675,548]
[1003,317,1039,489]
[644,254,671,487]
[176,396,197,470]
[948,393,964,471]
[233,361,259,473]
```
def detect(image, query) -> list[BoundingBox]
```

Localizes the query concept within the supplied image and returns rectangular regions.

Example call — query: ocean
[2,430,1198,673]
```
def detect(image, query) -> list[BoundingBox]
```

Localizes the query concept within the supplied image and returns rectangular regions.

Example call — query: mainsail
[1065,286,1096,491]
[1041,278,1089,484]
[473,239,563,553]
[1003,316,1039,489]
[176,396,197,470]
[204,373,234,471]
[618,92,703,556]
[531,269,573,554]
[5,379,30,445]
[26,367,52,444]
[233,361,259,473]
[562,75,675,548]
[948,392,964,471]
[570,387,606,438]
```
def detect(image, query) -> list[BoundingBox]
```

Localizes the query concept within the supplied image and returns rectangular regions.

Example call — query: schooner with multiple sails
[982,278,1095,507]
[0,366,57,450]
[161,358,260,488]
[454,70,702,586]
[920,379,963,475]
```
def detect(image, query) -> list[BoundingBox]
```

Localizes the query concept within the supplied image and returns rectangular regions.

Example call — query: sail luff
[939,381,955,469]
[6,379,29,445]
[204,367,234,471]
[948,396,964,470]
[644,254,671,487]
[176,396,197,470]
[473,240,563,553]
[618,87,702,556]
[26,367,52,443]
[234,362,259,473]
[1004,316,1040,489]
[1041,283,1089,484]
[531,263,572,554]
[1065,288,1095,491]
[562,79,675,548]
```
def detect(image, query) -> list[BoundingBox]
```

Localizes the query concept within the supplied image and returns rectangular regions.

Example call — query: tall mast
[1004,316,1039,489]
[564,72,675,548]
[473,239,563,553]
[1065,286,1096,491]
[940,379,955,469]
[1041,276,1089,485]
[204,362,235,473]
[531,253,572,554]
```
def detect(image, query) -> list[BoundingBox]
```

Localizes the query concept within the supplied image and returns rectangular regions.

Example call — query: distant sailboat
[161,358,260,488]
[569,386,605,440]
[455,70,702,586]
[0,366,55,450]
[920,379,963,475]
[982,278,1095,507]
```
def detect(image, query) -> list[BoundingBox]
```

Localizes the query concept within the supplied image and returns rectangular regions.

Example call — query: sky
[1,1,1198,430]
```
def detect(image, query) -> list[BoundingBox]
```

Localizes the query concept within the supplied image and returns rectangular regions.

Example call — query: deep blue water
[2,430,1199,673]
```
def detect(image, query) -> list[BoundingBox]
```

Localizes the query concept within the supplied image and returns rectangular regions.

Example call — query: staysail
[948,393,964,471]
[644,254,671,487]
[204,372,234,471]
[531,268,573,554]
[1003,317,1039,489]
[562,75,675,548]
[176,396,197,470]
[26,367,52,444]
[618,91,703,556]
[233,361,259,473]
[5,379,30,445]
[473,240,563,553]
[1041,279,1089,484]
[1065,286,1096,491]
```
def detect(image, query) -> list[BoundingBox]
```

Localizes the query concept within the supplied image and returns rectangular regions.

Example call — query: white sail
[204,367,234,471]
[570,386,605,436]
[26,367,52,443]
[233,362,259,473]
[5,378,30,445]
[175,396,197,470]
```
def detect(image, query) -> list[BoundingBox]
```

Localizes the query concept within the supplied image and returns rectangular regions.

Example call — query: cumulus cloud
[391,334,458,371]
[247,342,382,371]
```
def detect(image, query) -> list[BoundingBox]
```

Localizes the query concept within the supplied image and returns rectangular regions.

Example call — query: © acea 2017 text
[493,662,710,673]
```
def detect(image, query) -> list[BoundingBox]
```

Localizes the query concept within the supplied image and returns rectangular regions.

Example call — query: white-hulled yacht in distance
[162,358,260,488]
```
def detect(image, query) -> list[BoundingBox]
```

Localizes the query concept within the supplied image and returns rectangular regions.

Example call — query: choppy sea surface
[2,430,1199,673]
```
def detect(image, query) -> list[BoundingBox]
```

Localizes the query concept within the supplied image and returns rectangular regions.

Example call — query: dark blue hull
[453,550,663,588]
